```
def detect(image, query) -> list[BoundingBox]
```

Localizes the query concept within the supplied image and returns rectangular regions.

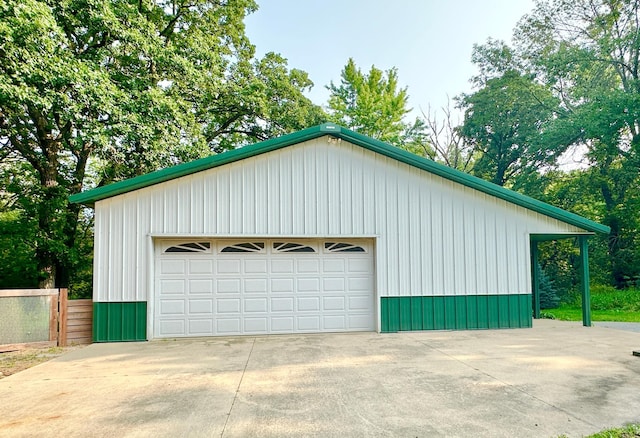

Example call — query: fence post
[49,292,59,342]
[58,288,68,347]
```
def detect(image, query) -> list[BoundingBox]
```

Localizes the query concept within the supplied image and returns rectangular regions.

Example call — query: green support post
[531,240,541,319]
[579,235,592,327]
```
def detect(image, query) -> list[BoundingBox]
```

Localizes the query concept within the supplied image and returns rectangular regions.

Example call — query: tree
[513,0,640,286]
[459,69,560,187]
[326,58,414,147]
[419,101,474,172]
[0,0,323,289]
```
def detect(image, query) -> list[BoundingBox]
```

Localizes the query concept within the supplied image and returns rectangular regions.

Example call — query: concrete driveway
[1,320,639,438]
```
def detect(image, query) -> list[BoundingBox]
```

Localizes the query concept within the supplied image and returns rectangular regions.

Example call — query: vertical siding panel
[177,179,191,233]
[385,160,399,295]
[327,145,340,235]
[433,296,445,329]
[374,154,388,295]
[95,202,109,302]
[109,200,123,301]
[485,200,498,294]
[304,144,317,234]
[474,196,487,295]
[291,148,304,234]
[495,201,508,294]
[409,170,422,295]
[268,154,280,235]
[430,184,443,294]
[396,166,410,296]
[422,296,434,329]
[191,177,204,233]
[205,174,217,234]
[123,197,138,301]
[163,185,177,233]
[243,160,256,234]
[136,195,150,301]
[441,182,454,295]
[339,145,352,235]
[217,168,230,234]
[229,163,243,234]
[362,149,375,234]
[505,214,518,293]
[254,158,267,235]
[488,295,499,328]
[351,146,364,235]
[421,177,433,295]
[452,190,465,294]
[315,142,328,235]
[410,296,423,329]
[464,189,476,295]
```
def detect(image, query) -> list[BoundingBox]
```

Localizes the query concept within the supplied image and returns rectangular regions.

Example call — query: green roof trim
[69,123,610,234]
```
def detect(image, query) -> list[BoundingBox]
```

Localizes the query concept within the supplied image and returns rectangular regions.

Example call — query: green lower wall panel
[381,295,532,332]
[93,302,147,342]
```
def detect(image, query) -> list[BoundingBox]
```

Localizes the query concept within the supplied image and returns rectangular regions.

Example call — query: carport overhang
[530,233,594,327]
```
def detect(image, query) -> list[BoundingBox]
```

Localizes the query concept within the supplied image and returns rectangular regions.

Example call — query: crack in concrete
[220,337,256,437]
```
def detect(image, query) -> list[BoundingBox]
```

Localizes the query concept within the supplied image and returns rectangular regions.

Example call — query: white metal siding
[93,136,585,302]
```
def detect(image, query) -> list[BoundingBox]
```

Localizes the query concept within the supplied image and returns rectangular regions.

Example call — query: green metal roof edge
[70,123,610,234]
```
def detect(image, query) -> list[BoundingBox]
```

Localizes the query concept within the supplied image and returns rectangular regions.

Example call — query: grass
[542,286,640,322]
[558,423,640,437]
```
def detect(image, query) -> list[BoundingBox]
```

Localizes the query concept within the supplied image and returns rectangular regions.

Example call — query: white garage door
[154,239,375,338]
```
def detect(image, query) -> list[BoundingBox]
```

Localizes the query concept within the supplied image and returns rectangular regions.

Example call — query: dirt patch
[0,343,84,379]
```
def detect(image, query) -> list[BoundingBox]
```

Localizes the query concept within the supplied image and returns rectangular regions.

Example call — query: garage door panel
[244,278,267,293]
[271,297,294,312]
[217,319,240,333]
[323,259,345,272]
[189,259,213,275]
[323,315,346,330]
[271,259,294,273]
[297,316,320,331]
[323,296,346,311]
[244,318,268,333]
[348,277,372,291]
[159,320,185,336]
[348,258,371,273]
[244,298,267,312]
[189,279,213,294]
[244,259,267,273]
[217,259,241,273]
[217,298,240,313]
[159,279,185,295]
[297,277,320,292]
[323,278,345,291]
[271,317,294,331]
[155,239,374,337]
[217,279,240,294]
[297,259,320,273]
[160,299,185,315]
[160,259,186,275]
[189,319,213,335]
[271,278,294,292]
[297,297,320,311]
[188,299,213,314]
[348,314,373,329]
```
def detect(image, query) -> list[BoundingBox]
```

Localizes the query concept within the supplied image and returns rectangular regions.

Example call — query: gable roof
[70,123,610,234]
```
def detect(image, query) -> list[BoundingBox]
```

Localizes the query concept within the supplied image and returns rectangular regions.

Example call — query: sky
[244,0,535,121]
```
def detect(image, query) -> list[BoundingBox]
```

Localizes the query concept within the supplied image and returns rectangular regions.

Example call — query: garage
[154,239,375,337]
[70,123,609,342]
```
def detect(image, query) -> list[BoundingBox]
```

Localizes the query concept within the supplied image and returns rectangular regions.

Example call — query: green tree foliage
[514,0,640,287]
[326,58,417,147]
[460,51,560,188]
[0,0,323,289]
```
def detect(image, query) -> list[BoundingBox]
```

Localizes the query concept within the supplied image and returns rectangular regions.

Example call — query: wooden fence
[0,288,92,347]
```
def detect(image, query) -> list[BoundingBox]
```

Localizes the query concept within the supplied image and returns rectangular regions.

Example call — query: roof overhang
[70,123,611,235]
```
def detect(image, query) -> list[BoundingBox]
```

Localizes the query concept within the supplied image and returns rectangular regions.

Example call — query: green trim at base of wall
[93,302,147,342]
[381,295,532,332]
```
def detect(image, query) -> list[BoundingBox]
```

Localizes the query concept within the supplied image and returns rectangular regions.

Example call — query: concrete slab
[1,320,639,437]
